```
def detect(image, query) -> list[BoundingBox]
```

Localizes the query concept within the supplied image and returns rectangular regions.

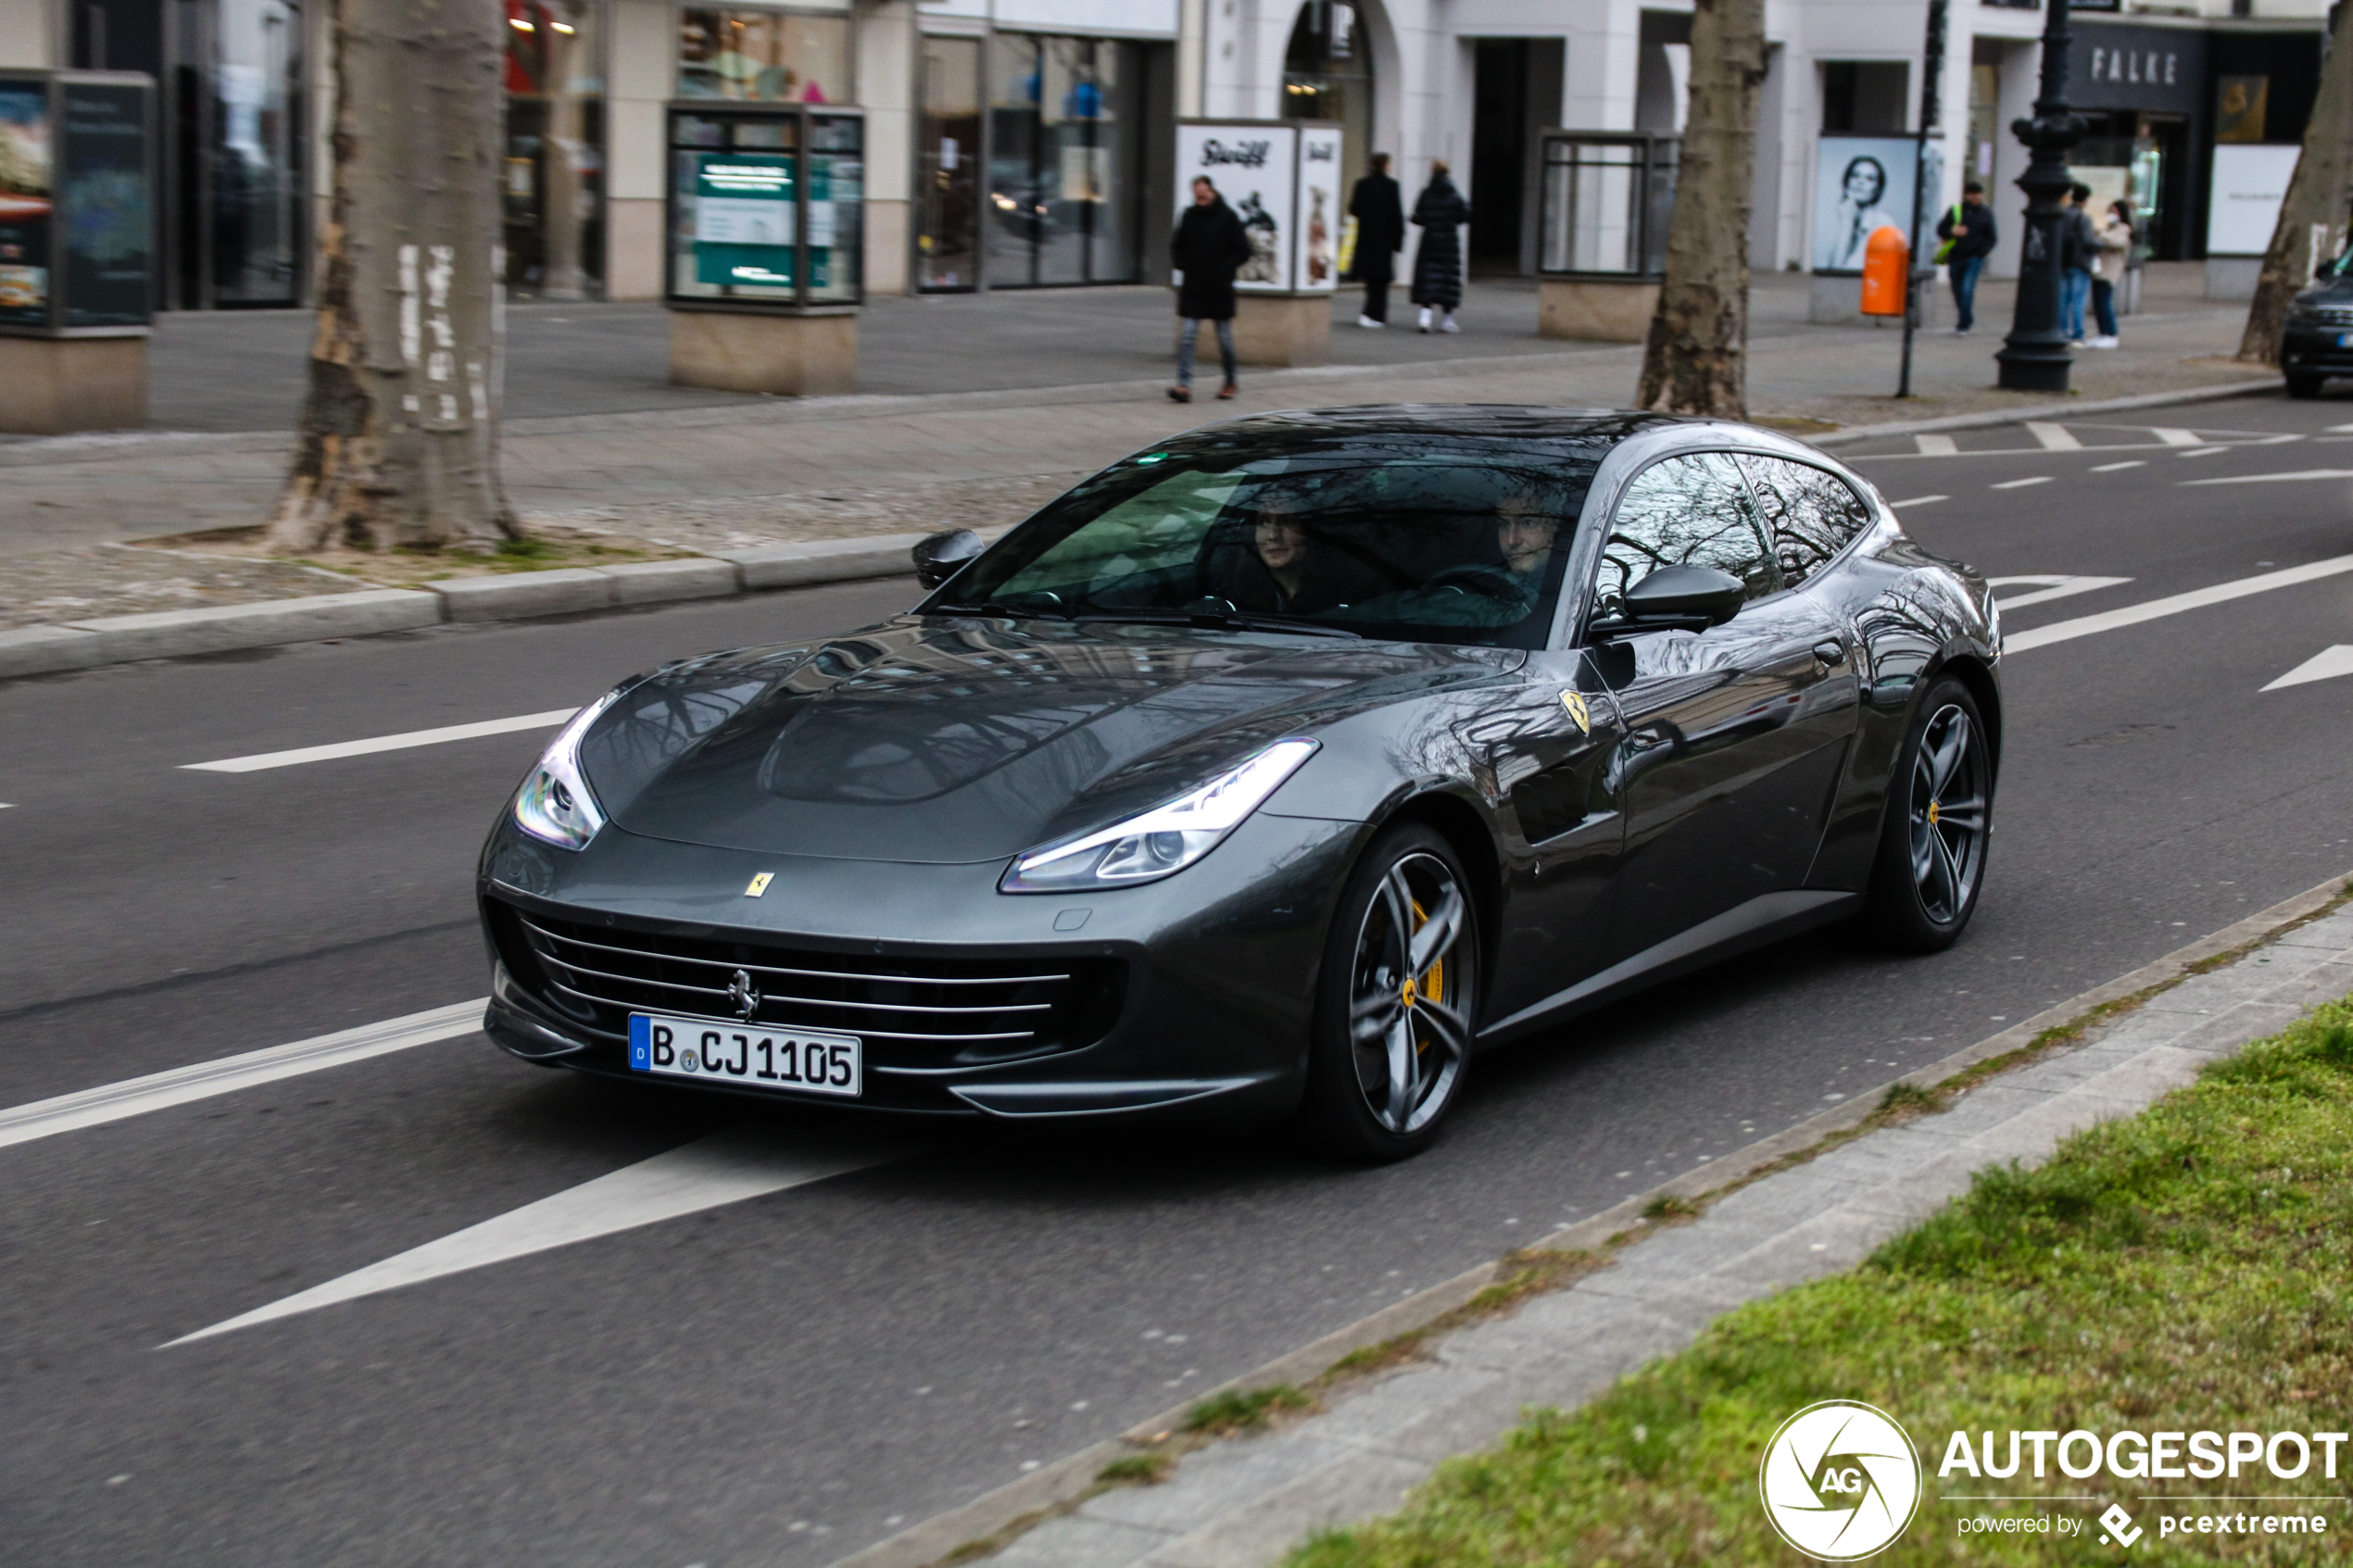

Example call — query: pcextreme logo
[1760,1400,1924,1561]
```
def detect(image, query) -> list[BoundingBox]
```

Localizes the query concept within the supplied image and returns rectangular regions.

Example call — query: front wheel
[1862,677,1993,952]
[1298,823,1479,1161]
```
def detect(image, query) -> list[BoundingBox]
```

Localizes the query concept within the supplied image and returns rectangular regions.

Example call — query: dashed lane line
[2006,553,2353,654]
[1986,575,2132,611]
[2180,469,2353,486]
[164,1124,917,1346]
[1889,495,1948,508]
[1992,476,2052,489]
[0,1001,486,1153]
[2090,459,2145,472]
[182,709,579,773]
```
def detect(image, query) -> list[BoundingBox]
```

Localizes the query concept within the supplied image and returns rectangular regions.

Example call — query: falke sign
[2088,45,2180,89]
[2069,22,2204,114]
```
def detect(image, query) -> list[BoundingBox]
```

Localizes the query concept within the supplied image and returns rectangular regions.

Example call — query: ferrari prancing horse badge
[1561,691,1591,734]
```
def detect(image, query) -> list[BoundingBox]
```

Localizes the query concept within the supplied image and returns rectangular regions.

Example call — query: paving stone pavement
[973,907,2353,1568]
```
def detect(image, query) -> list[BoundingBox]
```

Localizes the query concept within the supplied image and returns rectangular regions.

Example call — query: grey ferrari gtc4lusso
[476,407,2000,1160]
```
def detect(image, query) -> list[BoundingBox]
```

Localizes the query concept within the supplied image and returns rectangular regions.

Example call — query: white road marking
[2027,422,2082,451]
[2090,460,2145,472]
[0,1001,485,1153]
[1992,476,2052,490]
[2180,469,2353,486]
[164,1125,912,1346]
[1986,575,2133,611]
[2151,428,2201,446]
[183,709,579,773]
[1890,495,1949,508]
[2262,646,2353,692]
[2007,554,2353,654]
[2330,423,2353,433]
[1914,434,1958,456]
[2177,446,2226,458]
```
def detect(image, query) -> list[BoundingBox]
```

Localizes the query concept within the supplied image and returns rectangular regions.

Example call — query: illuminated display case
[665,100,863,311]
[0,69,155,338]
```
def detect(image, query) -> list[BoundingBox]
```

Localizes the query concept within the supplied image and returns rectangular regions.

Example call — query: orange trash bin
[1861,225,1909,317]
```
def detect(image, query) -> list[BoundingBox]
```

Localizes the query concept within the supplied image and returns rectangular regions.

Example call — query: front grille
[489,901,1125,1067]
[2299,306,2353,326]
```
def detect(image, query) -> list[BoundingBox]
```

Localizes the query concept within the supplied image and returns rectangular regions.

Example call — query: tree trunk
[2237,4,2353,366]
[271,0,516,553]
[1637,0,1768,418]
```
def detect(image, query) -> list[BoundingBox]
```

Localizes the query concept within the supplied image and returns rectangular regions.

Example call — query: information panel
[59,80,150,327]
[692,154,797,288]
[0,77,51,329]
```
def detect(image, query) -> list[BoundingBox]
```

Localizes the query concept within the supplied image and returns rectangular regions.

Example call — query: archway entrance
[1282,1,1372,197]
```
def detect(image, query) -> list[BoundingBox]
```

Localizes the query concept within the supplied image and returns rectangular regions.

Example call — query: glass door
[502,0,605,300]
[170,0,303,307]
[916,34,980,290]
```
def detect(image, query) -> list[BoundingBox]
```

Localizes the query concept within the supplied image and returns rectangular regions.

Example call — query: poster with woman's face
[1813,136,1917,274]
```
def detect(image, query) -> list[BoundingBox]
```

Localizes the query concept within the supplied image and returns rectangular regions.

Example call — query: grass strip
[1289,1000,2353,1566]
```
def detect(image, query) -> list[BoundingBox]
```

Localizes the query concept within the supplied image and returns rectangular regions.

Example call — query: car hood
[579,617,1516,863]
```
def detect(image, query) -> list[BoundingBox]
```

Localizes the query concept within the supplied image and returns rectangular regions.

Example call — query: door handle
[1811,640,1846,668]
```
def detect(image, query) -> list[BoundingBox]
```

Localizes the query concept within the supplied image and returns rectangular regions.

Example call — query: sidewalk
[837,881,2353,1568]
[0,263,2276,635]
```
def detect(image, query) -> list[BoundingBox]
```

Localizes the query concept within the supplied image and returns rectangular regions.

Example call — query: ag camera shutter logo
[1759,1400,1922,1561]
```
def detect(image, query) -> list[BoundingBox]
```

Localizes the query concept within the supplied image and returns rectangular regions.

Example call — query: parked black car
[476,408,2001,1160]
[2282,255,2353,399]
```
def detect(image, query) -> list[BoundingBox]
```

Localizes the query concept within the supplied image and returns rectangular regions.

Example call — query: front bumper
[476,811,1364,1122]
[2282,324,2353,375]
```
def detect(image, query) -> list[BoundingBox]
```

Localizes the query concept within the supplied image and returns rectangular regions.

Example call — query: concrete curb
[820,870,2353,1568]
[0,537,929,681]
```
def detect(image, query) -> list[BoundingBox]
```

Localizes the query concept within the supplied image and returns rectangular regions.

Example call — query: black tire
[2286,372,2325,400]
[1861,676,1993,953]
[1298,822,1480,1162]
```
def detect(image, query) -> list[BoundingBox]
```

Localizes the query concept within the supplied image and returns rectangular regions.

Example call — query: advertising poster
[2206,143,2299,257]
[1175,121,1295,294]
[1812,135,1919,274]
[692,153,796,288]
[60,81,150,329]
[0,79,53,328]
[1293,124,1342,293]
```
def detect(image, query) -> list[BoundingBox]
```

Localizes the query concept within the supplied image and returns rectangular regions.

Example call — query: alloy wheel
[1908,703,1986,924]
[1346,851,1473,1135]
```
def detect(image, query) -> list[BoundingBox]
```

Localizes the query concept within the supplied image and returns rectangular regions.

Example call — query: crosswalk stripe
[2150,428,2201,445]
[1914,434,1958,456]
[0,1002,486,1152]
[2027,422,2082,451]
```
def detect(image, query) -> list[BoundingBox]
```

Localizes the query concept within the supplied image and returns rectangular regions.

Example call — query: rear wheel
[1862,677,1992,953]
[2286,371,2326,399]
[1299,823,1478,1161]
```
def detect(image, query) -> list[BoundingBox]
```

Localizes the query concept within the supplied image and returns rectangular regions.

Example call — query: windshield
[927,437,1602,649]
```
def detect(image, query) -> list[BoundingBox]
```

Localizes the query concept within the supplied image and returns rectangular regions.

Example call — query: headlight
[1000,738,1319,893]
[512,685,631,850]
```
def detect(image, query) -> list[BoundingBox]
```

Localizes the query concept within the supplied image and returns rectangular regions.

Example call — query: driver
[1252,499,1324,612]
[1495,492,1561,596]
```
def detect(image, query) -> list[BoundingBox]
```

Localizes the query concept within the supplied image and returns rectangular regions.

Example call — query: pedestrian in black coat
[1169,176,1252,403]
[1409,162,1470,332]
[1348,153,1405,328]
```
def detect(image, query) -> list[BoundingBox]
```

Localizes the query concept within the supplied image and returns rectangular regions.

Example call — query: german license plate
[2337,332,2353,348]
[628,1013,862,1098]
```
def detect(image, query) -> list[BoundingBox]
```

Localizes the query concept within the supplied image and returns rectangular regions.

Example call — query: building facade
[0,0,2330,311]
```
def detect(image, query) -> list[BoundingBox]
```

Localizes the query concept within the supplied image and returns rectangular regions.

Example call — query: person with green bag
[1934,182,1997,335]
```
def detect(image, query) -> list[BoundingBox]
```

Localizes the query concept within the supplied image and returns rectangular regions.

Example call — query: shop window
[680,9,849,105]
[984,32,1140,288]
[1820,61,1908,134]
[505,0,604,299]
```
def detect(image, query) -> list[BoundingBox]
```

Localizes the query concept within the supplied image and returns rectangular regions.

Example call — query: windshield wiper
[926,599,1075,621]
[1070,608,1362,639]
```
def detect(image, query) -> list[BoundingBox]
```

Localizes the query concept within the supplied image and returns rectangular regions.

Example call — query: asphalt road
[5,389,2352,1568]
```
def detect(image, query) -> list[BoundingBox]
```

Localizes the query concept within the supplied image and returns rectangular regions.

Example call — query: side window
[1596,452,1782,617]
[1736,455,1872,586]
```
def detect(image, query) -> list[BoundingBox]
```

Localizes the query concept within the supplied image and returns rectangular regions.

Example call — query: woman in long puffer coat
[1408,161,1470,333]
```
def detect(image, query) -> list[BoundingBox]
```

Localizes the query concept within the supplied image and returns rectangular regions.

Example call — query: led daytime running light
[1000,738,1319,893]
[512,686,628,850]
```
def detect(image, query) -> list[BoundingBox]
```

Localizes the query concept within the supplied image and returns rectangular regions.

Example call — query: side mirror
[912,528,985,590]
[1589,565,1745,639]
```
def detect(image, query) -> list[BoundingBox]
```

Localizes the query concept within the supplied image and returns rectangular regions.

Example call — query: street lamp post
[1994,0,2084,393]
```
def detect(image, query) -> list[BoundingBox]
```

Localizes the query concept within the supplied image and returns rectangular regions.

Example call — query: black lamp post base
[1994,342,2075,392]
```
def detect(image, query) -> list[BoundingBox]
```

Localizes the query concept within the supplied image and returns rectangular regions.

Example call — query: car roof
[1168,404,1690,451]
